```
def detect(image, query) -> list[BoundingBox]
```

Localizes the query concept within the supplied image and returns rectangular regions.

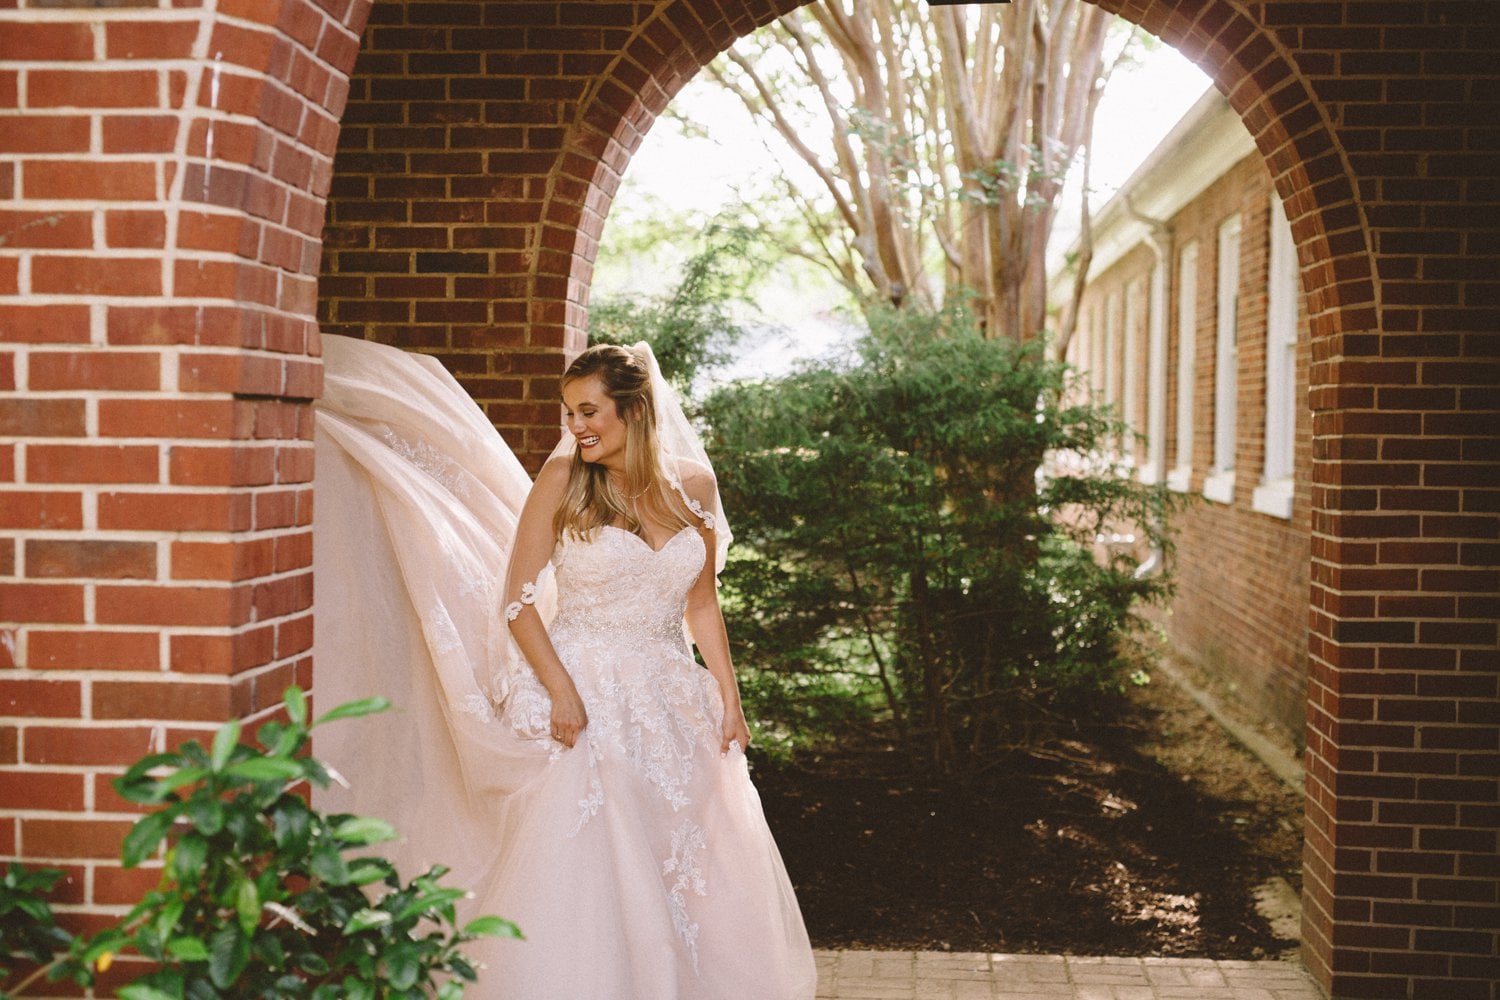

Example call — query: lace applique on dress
[460,692,494,722]
[569,733,606,836]
[667,478,715,532]
[424,603,463,653]
[663,819,708,972]
[380,426,471,502]
[504,580,538,622]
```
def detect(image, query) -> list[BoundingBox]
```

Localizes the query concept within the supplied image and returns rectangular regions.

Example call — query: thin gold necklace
[620,479,652,501]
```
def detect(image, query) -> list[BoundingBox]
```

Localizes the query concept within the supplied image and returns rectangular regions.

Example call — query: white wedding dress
[311,335,816,1000]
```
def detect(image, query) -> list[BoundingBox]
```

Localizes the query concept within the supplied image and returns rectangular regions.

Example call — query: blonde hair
[553,344,695,543]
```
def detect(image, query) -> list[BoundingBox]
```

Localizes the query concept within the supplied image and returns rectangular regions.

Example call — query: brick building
[1063,89,1312,741]
[1,2,1496,999]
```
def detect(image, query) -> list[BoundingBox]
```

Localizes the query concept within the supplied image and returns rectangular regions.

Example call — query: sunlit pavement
[814,950,1324,1000]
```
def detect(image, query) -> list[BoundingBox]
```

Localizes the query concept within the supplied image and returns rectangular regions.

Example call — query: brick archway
[4,3,1495,998]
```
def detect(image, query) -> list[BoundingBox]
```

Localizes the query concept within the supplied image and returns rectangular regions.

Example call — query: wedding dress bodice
[502,525,725,825]
[549,525,704,651]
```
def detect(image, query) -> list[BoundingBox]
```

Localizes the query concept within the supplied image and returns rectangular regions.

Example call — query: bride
[311,335,816,999]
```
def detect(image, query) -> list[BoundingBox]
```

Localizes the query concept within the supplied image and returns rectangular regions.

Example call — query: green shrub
[703,303,1180,779]
[14,688,516,1000]
[1,863,72,999]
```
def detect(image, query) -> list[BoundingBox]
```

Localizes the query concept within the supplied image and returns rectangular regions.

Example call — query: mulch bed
[750,675,1303,958]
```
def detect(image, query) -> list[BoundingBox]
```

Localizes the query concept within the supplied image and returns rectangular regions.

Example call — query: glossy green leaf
[284,686,308,728]
[347,859,392,886]
[272,799,312,852]
[118,984,182,1000]
[209,718,241,773]
[170,833,208,883]
[121,810,176,868]
[299,756,333,789]
[207,923,249,989]
[235,877,260,935]
[119,752,182,786]
[395,887,465,923]
[331,816,398,846]
[461,915,522,939]
[165,936,210,962]
[223,757,302,784]
[79,929,128,966]
[177,741,209,768]
[262,721,302,759]
[184,980,220,1000]
[153,766,209,799]
[114,753,184,803]
[185,796,224,837]
[313,696,390,727]
[342,977,376,1000]
[383,943,420,991]
[309,845,350,886]
[153,897,185,943]
[343,908,392,934]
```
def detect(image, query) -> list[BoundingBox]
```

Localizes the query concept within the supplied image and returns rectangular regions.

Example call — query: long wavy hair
[553,344,696,543]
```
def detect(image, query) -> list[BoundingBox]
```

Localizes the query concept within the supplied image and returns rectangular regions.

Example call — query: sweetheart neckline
[598,523,699,555]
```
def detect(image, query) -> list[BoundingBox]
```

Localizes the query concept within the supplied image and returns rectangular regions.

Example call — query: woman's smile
[563,374,626,468]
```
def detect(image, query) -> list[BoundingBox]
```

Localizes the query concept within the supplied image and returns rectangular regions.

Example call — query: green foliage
[1,863,72,999]
[703,303,1180,779]
[589,220,764,391]
[34,688,517,1000]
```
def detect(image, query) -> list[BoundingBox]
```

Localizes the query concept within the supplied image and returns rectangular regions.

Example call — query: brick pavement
[814,951,1324,1000]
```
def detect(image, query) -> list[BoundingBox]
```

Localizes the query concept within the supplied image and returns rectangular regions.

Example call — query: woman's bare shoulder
[672,458,716,503]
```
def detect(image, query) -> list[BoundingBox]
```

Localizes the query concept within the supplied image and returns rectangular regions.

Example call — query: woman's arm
[680,469,751,753]
[504,456,588,747]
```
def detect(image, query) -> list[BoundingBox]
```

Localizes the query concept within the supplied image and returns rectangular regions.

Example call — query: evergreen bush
[702,304,1179,778]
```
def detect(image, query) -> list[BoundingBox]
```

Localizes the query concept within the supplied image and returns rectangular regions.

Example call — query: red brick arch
[552,10,1383,995]
[4,3,1495,999]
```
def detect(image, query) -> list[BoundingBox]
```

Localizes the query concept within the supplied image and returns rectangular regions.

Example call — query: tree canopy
[707,0,1136,348]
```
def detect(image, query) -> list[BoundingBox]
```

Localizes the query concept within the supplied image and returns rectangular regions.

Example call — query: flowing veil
[311,334,723,905]
[312,335,552,893]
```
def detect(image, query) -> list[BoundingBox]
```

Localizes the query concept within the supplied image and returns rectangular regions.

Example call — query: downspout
[1123,196,1171,580]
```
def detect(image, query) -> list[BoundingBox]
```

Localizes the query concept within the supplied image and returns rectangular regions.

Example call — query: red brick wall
[2,1,1496,998]
[1074,152,1313,740]
[1,0,372,964]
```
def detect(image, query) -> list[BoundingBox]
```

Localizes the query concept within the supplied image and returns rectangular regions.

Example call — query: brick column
[1,0,369,962]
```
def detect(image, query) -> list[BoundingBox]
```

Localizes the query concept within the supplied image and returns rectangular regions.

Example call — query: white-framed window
[1143,258,1168,486]
[1253,204,1299,519]
[1204,214,1240,505]
[1168,240,1199,493]
[1123,278,1141,461]
[1104,290,1120,415]
[1089,304,1104,401]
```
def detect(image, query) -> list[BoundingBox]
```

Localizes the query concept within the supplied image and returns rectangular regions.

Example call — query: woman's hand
[549,686,588,748]
[721,706,751,754]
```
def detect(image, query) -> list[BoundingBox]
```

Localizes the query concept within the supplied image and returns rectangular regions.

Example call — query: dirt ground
[751,673,1304,959]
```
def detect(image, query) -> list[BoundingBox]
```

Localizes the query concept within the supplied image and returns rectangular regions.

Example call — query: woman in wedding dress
[312,336,816,999]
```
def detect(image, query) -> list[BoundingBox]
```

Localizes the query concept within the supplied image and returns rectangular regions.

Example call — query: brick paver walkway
[814,950,1323,999]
